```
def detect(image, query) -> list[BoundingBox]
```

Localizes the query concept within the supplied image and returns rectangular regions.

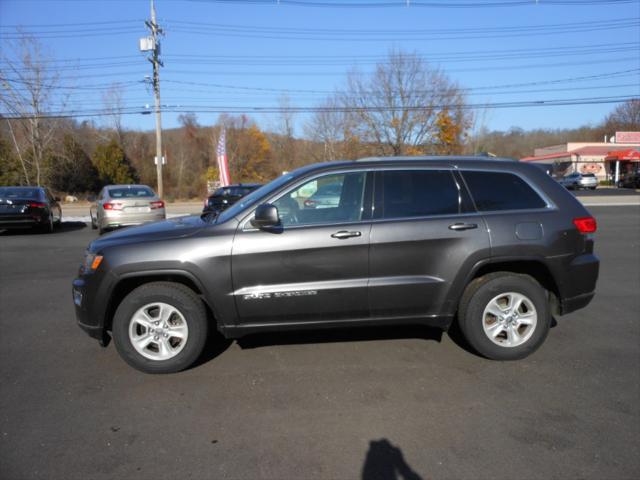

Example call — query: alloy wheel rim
[482,292,537,348]
[128,302,189,361]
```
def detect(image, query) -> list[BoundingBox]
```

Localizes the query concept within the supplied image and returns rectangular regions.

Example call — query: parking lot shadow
[0,221,87,236]
[237,324,442,350]
[190,330,233,370]
[362,439,423,480]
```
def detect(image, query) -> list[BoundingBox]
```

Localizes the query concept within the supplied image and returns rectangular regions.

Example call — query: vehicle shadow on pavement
[361,438,423,480]
[237,324,443,349]
[190,331,233,370]
[0,221,86,236]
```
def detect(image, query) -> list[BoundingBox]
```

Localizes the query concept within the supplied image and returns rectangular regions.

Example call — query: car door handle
[448,223,478,231]
[331,230,362,239]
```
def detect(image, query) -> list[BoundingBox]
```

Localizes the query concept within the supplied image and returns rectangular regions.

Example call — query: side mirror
[251,204,280,229]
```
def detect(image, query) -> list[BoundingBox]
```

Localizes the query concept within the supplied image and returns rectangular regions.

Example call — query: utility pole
[143,0,164,198]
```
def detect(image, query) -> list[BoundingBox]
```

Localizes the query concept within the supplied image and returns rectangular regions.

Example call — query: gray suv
[73,157,599,373]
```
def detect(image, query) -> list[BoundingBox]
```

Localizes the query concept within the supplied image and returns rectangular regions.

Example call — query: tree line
[1,37,638,199]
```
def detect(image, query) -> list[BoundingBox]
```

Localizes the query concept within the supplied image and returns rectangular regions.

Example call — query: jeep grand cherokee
[73,157,599,373]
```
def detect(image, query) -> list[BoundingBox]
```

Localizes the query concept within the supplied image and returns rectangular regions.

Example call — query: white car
[558,173,597,190]
[90,185,166,234]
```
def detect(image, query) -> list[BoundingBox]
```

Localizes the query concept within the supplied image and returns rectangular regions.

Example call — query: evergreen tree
[0,137,23,185]
[92,139,138,186]
[48,135,100,193]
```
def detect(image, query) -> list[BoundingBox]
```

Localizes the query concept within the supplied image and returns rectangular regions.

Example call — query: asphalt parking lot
[1,206,639,480]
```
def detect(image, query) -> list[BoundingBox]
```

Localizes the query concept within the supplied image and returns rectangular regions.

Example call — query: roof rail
[354,155,516,162]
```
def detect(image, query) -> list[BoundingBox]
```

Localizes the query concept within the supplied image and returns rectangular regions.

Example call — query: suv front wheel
[112,282,209,373]
[458,272,551,360]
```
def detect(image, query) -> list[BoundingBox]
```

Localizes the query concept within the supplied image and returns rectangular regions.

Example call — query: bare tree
[270,95,297,173]
[101,83,126,145]
[0,34,65,185]
[304,94,364,162]
[605,99,640,133]
[340,50,471,156]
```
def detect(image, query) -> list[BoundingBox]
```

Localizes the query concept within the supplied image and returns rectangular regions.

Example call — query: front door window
[272,172,367,227]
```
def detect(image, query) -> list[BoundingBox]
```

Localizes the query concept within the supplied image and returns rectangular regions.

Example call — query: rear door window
[375,169,461,219]
[462,171,547,212]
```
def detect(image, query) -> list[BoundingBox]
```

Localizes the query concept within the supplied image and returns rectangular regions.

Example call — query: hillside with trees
[1,36,638,198]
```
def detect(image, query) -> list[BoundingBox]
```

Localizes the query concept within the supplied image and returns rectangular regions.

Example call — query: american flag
[216,128,231,186]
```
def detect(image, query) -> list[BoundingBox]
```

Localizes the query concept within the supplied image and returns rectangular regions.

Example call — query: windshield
[216,174,295,224]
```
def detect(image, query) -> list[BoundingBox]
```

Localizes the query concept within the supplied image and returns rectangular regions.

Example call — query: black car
[73,157,599,373]
[617,172,640,189]
[0,186,62,233]
[203,183,262,214]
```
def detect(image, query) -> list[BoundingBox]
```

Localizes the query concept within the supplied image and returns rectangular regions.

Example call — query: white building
[520,132,640,182]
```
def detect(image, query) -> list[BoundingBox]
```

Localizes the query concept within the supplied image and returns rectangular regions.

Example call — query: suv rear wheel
[458,272,551,360]
[112,282,208,373]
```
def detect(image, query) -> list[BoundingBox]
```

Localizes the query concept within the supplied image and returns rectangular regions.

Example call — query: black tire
[90,215,97,230]
[457,272,551,360]
[112,282,209,374]
[39,213,54,233]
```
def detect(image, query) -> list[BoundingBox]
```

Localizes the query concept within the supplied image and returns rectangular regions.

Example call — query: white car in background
[557,172,598,190]
[90,184,166,234]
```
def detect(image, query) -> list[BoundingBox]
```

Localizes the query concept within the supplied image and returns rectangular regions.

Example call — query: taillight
[573,216,597,233]
[103,202,123,210]
[28,202,47,208]
[150,200,165,209]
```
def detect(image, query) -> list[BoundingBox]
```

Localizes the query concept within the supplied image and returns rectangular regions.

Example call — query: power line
[2,45,637,73]
[182,0,639,8]
[2,95,637,119]
[167,17,636,35]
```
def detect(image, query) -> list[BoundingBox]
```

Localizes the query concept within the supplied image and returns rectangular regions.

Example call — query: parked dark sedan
[0,186,62,233]
[203,183,262,214]
[617,172,640,189]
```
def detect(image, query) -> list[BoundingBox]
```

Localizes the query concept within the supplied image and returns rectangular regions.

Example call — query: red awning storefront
[604,148,640,162]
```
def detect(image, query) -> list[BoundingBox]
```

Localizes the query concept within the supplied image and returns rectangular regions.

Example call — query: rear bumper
[556,253,599,315]
[561,291,596,315]
[100,211,166,229]
[0,215,46,228]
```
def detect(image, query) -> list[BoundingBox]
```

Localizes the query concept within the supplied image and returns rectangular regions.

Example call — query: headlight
[81,252,103,274]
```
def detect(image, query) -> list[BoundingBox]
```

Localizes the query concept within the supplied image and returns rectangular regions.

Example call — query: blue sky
[1,0,639,135]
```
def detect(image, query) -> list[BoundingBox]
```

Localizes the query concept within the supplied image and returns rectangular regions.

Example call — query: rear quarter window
[462,171,547,212]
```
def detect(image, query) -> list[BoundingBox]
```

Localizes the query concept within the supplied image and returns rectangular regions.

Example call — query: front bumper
[72,272,115,346]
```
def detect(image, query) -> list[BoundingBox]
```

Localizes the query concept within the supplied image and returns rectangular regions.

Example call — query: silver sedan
[90,185,166,234]
[557,172,598,190]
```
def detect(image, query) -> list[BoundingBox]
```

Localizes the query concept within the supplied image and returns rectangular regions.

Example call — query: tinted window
[0,187,42,200]
[462,171,546,211]
[377,170,460,219]
[273,172,366,227]
[108,187,154,198]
